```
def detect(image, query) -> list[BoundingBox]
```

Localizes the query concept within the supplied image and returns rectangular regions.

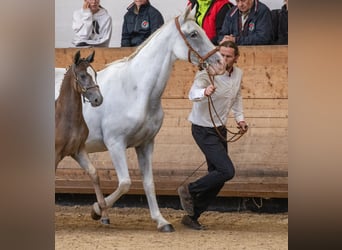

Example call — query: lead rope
[206,70,246,143]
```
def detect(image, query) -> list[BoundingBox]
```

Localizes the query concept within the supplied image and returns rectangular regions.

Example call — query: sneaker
[181,215,206,230]
[177,184,194,216]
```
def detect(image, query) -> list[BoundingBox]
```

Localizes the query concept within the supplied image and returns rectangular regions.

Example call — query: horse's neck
[127,29,177,99]
[56,70,83,115]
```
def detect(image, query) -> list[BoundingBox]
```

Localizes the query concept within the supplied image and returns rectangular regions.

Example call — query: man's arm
[188,71,214,101]
[121,15,131,47]
[72,7,93,42]
[231,82,248,132]
[149,10,164,33]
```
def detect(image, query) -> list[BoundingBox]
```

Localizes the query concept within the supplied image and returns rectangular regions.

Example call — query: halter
[71,63,100,103]
[175,16,219,71]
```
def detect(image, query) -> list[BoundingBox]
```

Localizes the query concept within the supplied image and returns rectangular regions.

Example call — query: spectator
[188,0,235,45]
[121,0,164,47]
[271,0,288,45]
[218,0,273,45]
[72,0,112,47]
[178,41,248,230]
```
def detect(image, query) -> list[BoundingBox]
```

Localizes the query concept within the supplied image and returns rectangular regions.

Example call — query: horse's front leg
[101,141,132,208]
[135,141,175,232]
[72,149,110,225]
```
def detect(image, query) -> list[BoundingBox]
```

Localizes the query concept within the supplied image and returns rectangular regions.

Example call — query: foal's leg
[72,149,110,224]
[135,141,175,232]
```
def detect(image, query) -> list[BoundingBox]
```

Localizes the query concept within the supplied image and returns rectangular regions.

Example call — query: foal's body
[55,51,108,223]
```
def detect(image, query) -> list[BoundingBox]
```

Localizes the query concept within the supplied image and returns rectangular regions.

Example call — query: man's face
[236,0,254,14]
[220,46,238,70]
[134,0,148,7]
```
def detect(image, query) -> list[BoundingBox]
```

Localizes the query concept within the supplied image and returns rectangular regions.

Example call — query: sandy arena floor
[55,205,288,250]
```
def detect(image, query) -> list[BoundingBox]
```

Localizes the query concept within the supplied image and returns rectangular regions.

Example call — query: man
[72,0,112,47]
[178,41,248,230]
[218,0,273,45]
[121,0,164,47]
[188,0,234,45]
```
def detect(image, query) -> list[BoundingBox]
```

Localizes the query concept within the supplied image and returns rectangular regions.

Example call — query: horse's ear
[180,4,195,24]
[189,4,196,19]
[74,50,81,64]
[86,50,95,63]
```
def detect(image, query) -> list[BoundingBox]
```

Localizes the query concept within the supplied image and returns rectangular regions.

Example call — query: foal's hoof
[158,224,175,233]
[91,208,101,221]
[101,218,110,225]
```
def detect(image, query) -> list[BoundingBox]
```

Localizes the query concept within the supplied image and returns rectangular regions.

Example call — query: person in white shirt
[178,41,248,230]
[72,0,112,47]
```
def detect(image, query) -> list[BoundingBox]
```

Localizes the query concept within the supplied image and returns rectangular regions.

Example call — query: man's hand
[220,35,236,44]
[204,85,216,97]
[83,0,90,10]
[237,121,248,133]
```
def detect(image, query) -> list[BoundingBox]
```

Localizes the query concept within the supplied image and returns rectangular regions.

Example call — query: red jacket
[188,0,234,45]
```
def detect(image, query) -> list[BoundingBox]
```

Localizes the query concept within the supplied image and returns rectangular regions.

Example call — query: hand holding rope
[205,68,248,143]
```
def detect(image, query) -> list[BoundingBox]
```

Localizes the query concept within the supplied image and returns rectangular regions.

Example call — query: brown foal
[55,50,109,224]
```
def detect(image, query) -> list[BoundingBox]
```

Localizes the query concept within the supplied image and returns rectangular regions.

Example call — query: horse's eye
[189,31,198,38]
[79,73,87,80]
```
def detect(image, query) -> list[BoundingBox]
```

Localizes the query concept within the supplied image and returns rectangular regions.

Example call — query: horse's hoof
[91,208,101,221]
[101,218,110,225]
[158,224,175,233]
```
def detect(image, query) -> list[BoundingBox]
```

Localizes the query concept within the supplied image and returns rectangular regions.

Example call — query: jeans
[189,124,235,219]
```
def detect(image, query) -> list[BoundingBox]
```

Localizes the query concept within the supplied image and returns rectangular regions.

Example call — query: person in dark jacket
[188,0,234,45]
[218,0,273,45]
[121,0,164,47]
[271,0,288,45]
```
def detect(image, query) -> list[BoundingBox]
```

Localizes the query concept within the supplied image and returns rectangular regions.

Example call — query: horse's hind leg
[72,149,110,225]
[136,142,175,232]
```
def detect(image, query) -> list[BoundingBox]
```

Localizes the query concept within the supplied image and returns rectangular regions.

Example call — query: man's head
[134,0,149,8]
[235,0,254,14]
[219,41,240,71]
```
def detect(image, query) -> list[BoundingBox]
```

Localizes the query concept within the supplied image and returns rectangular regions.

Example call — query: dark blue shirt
[219,0,273,45]
[121,2,164,47]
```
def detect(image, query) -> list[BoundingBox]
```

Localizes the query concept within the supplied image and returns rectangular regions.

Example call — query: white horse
[55,6,225,232]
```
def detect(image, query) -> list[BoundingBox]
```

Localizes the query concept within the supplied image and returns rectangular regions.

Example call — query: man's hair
[220,41,240,57]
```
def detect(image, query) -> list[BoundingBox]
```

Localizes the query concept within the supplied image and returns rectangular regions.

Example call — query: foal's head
[72,50,103,107]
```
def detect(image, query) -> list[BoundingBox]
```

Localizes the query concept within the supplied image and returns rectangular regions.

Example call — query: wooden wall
[55,46,288,198]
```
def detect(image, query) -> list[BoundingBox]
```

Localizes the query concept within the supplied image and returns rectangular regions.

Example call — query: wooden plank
[149,65,289,99]
[154,131,288,144]
[55,46,288,69]
[161,98,288,109]
[56,47,288,99]
[162,117,288,128]
[163,108,288,118]
[55,168,288,198]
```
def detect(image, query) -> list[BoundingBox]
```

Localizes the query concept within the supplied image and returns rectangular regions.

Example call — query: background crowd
[58,0,287,48]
